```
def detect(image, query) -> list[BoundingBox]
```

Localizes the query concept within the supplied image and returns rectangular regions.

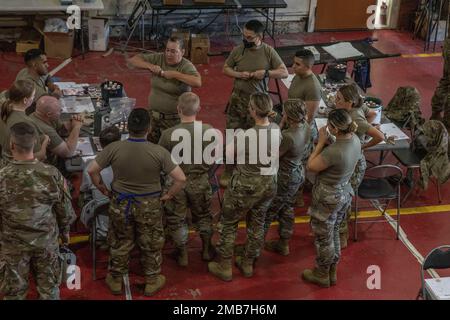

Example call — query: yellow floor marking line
[401,53,442,58]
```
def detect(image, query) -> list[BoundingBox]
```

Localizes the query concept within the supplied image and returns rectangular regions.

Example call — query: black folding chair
[393,129,443,204]
[418,245,450,300]
[354,164,403,241]
[91,202,110,281]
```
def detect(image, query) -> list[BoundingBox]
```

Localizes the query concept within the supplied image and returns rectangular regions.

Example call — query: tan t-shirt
[95,139,177,194]
[225,43,284,95]
[350,106,372,141]
[16,68,49,100]
[279,123,309,171]
[141,53,199,114]
[288,73,322,101]
[0,110,43,159]
[29,113,64,151]
[235,122,281,176]
[318,134,361,186]
[159,121,213,175]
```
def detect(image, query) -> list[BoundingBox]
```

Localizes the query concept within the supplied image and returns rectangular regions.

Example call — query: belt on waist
[112,188,161,223]
[151,111,180,120]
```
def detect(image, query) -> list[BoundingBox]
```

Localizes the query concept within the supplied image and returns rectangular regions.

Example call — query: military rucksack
[384,86,424,129]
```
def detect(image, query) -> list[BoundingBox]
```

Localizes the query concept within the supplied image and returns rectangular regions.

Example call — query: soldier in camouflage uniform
[335,85,385,248]
[0,122,75,300]
[219,19,288,187]
[431,39,450,128]
[263,99,309,256]
[208,93,280,281]
[88,109,186,297]
[159,93,217,266]
[302,109,360,288]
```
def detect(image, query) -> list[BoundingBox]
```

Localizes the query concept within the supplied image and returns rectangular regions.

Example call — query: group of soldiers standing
[1,18,396,299]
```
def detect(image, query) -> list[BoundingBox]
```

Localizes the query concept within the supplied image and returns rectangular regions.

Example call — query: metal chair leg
[397,186,401,240]
[437,179,442,204]
[354,194,358,241]
[92,217,97,281]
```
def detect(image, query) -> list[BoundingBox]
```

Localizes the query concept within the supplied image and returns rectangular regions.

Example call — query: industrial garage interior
[0,0,450,304]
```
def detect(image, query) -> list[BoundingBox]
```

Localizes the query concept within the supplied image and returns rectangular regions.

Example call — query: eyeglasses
[242,33,258,41]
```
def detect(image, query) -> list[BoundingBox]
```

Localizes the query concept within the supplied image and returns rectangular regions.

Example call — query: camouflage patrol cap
[283,99,306,122]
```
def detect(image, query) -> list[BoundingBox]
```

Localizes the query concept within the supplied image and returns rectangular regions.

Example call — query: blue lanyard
[127,138,147,142]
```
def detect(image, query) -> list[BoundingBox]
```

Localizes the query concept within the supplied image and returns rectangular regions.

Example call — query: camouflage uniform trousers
[308,182,353,267]
[148,110,181,144]
[216,173,277,260]
[432,39,450,121]
[1,245,61,300]
[226,91,255,131]
[340,153,366,235]
[108,194,165,278]
[264,165,305,239]
[164,172,213,247]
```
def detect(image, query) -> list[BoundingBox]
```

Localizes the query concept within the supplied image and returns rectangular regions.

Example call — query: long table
[148,0,287,48]
[282,73,410,160]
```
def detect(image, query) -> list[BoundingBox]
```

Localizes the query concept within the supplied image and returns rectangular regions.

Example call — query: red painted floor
[1,30,449,300]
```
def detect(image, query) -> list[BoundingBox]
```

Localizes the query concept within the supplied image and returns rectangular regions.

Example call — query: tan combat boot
[329,264,337,286]
[200,235,215,261]
[105,273,123,295]
[144,274,166,296]
[264,239,290,256]
[302,266,331,288]
[235,256,254,278]
[176,246,188,267]
[339,230,348,249]
[208,258,232,281]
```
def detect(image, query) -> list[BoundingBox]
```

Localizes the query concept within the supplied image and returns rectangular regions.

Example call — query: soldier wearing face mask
[220,19,288,187]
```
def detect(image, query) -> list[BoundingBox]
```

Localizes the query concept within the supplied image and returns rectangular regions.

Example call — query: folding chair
[90,202,110,281]
[418,245,450,300]
[354,164,403,241]
[393,128,443,204]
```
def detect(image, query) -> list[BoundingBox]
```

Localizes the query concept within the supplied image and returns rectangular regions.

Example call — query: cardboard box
[171,28,190,57]
[193,0,225,3]
[88,17,109,51]
[43,31,74,59]
[34,21,73,59]
[163,0,182,4]
[191,34,210,64]
[16,29,42,53]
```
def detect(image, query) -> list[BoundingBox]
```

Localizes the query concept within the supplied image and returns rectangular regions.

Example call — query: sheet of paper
[75,137,95,157]
[54,82,76,90]
[315,118,328,131]
[322,42,364,60]
[378,123,410,144]
[281,74,295,89]
[60,96,95,113]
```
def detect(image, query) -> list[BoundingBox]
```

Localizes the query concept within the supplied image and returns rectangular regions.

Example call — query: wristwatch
[264,70,270,78]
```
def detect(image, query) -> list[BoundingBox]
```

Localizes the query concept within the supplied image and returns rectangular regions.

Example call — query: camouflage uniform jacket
[417,120,450,189]
[384,86,424,129]
[0,159,75,251]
